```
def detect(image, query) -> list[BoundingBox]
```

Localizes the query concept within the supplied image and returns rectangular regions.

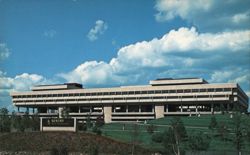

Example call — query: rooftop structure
[10,78,249,123]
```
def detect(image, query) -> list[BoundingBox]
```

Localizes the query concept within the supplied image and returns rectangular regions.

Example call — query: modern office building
[10,78,249,123]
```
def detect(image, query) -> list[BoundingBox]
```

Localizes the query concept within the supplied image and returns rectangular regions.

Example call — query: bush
[147,124,156,134]
[78,123,87,131]
[90,145,99,155]
[151,132,163,143]
[92,126,102,135]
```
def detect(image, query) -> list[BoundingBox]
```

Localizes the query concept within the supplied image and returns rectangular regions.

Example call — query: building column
[211,104,214,113]
[103,105,112,123]
[155,105,164,119]
[126,105,128,113]
[166,104,168,112]
[196,105,198,113]
[180,105,183,112]
[33,108,35,114]
[78,106,81,113]
[139,105,141,112]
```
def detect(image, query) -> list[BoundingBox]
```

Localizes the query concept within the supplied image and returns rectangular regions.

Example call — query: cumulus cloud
[60,27,250,89]
[43,29,57,38]
[87,20,108,41]
[0,43,10,60]
[0,72,52,110]
[0,73,47,91]
[155,0,250,31]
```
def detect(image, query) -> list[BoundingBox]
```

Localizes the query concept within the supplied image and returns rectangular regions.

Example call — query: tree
[208,116,217,130]
[217,122,229,141]
[188,131,210,153]
[131,123,140,155]
[232,112,244,155]
[31,114,40,131]
[86,113,92,129]
[152,132,163,143]
[0,108,11,132]
[95,116,104,128]
[162,117,187,155]
[12,113,24,132]
[61,107,70,118]
[147,124,156,134]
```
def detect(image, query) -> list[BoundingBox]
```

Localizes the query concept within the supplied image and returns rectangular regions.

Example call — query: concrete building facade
[10,78,249,123]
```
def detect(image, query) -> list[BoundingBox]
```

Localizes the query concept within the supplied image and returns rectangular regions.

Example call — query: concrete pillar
[155,105,164,119]
[196,105,198,113]
[78,106,81,113]
[211,104,214,113]
[126,105,128,113]
[166,105,168,112]
[103,105,112,123]
[58,107,64,118]
[139,105,141,112]
[180,105,183,112]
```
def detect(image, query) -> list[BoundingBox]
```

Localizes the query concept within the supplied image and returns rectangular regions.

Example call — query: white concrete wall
[155,105,164,119]
[103,105,112,123]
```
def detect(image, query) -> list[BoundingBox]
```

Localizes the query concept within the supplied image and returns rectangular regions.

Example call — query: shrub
[147,124,156,134]
[92,126,102,135]
[152,132,163,143]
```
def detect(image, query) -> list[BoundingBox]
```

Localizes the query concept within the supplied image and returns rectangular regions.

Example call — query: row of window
[13,88,232,99]
[13,95,229,103]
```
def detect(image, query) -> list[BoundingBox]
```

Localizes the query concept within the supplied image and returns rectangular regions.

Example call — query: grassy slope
[101,114,250,152]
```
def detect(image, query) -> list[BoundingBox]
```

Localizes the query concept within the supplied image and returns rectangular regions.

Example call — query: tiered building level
[10,78,249,123]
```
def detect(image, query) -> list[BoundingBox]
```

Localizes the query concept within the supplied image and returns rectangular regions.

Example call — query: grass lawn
[101,113,250,153]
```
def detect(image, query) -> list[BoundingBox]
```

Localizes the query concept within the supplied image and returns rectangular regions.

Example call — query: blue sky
[0,0,250,111]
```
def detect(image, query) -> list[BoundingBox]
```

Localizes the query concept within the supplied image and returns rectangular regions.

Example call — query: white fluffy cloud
[87,20,108,41]
[155,0,212,21]
[155,0,250,31]
[43,29,57,38]
[0,72,50,109]
[60,27,250,88]
[0,73,47,91]
[0,43,10,60]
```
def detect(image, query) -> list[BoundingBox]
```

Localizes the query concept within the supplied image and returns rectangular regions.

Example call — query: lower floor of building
[15,101,247,123]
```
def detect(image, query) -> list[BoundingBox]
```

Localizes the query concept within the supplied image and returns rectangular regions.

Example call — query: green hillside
[101,114,250,153]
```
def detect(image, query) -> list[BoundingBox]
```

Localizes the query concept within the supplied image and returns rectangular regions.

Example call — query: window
[128,91,135,95]
[224,88,231,91]
[208,88,214,92]
[116,92,122,95]
[135,91,141,94]
[200,89,206,92]
[155,90,162,94]
[169,90,176,93]
[148,91,154,94]
[122,92,128,95]
[162,90,168,93]
[192,89,199,92]
[103,92,109,95]
[177,90,183,93]
[215,88,223,92]
[184,89,191,93]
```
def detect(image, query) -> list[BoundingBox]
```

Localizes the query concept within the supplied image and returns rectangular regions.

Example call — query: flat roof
[32,83,82,91]
[150,78,208,86]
